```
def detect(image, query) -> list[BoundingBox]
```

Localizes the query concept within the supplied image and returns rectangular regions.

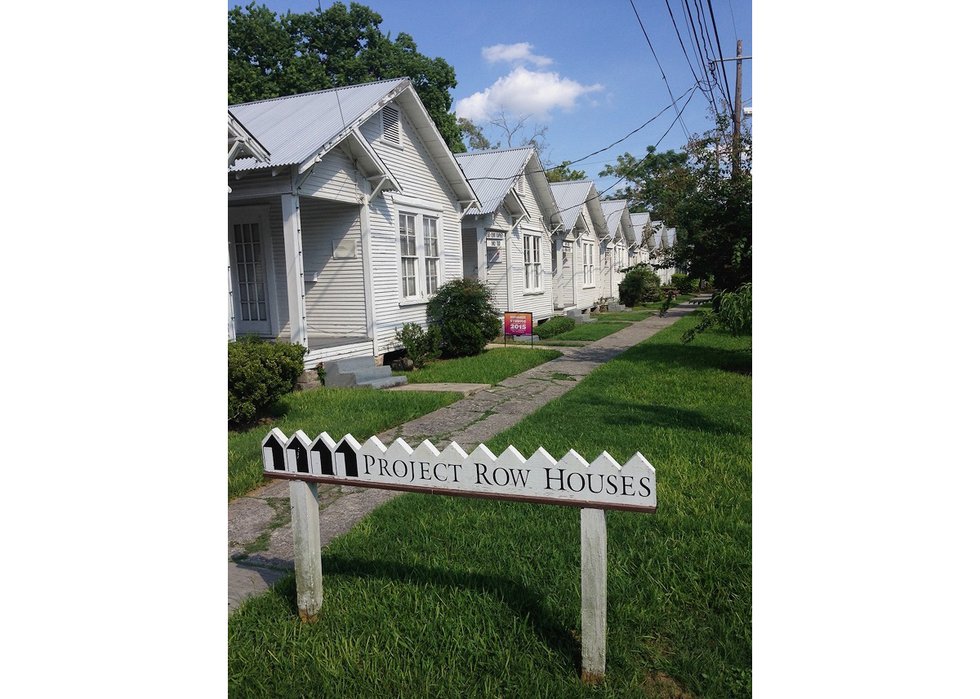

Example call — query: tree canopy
[228,2,464,151]
[601,115,751,290]
[545,160,587,183]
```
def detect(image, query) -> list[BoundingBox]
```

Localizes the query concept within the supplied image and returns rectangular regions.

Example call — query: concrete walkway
[228,298,706,613]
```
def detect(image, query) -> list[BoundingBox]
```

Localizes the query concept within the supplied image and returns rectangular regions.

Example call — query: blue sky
[228,0,752,191]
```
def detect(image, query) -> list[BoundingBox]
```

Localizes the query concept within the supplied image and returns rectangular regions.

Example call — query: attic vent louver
[382,105,400,144]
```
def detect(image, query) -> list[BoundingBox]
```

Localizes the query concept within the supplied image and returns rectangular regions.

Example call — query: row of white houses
[228,78,677,368]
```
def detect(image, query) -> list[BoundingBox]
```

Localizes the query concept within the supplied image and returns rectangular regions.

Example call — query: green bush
[717,282,752,335]
[535,315,576,339]
[394,322,441,369]
[228,337,307,426]
[671,273,695,294]
[618,265,662,306]
[682,283,752,343]
[427,278,501,357]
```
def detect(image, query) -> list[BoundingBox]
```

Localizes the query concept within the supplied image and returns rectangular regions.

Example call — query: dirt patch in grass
[642,671,695,699]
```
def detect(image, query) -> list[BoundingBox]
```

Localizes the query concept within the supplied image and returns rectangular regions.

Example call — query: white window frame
[583,240,595,288]
[523,231,542,292]
[397,205,442,304]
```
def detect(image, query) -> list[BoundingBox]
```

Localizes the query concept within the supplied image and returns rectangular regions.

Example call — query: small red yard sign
[504,311,533,337]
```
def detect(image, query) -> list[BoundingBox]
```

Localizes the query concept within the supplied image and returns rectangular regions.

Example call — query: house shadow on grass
[627,341,752,377]
[584,398,749,437]
[282,555,583,673]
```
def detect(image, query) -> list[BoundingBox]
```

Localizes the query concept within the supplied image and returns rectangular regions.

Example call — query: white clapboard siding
[359,98,463,354]
[577,219,600,310]
[461,227,478,280]
[298,150,361,203]
[264,198,292,342]
[300,199,367,338]
[516,175,556,321]
[228,171,293,200]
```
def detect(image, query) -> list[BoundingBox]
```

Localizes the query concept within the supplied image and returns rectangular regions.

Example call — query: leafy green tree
[228,2,465,151]
[601,115,751,290]
[458,117,495,151]
[545,160,587,183]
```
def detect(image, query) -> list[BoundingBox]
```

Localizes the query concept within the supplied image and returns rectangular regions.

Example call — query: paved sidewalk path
[229,298,706,613]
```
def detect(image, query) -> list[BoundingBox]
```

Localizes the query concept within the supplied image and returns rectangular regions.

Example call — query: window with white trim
[423,215,439,295]
[583,241,595,286]
[523,233,541,291]
[399,213,417,297]
[382,105,401,145]
[399,209,441,301]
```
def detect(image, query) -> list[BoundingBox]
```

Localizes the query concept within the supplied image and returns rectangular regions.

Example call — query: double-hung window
[583,241,595,287]
[423,216,439,295]
[523,233,541,291]
[399,208,441,301]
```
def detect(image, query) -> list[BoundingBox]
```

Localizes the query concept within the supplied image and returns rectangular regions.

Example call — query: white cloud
[456,66,604,122]
[482,42,553,67]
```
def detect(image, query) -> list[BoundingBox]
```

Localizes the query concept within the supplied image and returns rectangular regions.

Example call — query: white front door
[229,208,274,337]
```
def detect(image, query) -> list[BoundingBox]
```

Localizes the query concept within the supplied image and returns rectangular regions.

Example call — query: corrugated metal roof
[549,180,595,231]
[630,212,650,247]
[228,78,407,172]
[455,147,534,214]
[600,199,629,240]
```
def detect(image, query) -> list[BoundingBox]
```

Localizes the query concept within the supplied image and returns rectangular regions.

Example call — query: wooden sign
[262,430,656,512]
[503,311,534,338]
[262,430,658,683]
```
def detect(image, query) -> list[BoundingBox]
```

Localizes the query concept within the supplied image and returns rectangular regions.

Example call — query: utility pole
[733,39,743,177]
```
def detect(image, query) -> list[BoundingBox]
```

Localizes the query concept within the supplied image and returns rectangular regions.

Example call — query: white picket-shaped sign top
[260,431,656,512]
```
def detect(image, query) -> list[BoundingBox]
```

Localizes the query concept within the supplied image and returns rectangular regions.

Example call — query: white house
[228,78,478,368]
[649,220,678,285]
[627,212,651,268]
[454,147,561,325]
[599,199,632,301]
[549,180,609,311]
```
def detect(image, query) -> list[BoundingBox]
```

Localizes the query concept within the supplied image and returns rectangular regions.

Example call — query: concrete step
[329,356,377,374]
[362,375,408,389]
[348,365,395,382]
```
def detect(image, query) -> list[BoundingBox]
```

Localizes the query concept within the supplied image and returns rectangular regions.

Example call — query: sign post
[261,430,658,682]
[503,311,534,347]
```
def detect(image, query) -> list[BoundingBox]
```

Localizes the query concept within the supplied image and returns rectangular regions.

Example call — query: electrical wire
[706,0,735,119]
[465,86,697,182]
[628,0,691,141]
[664,0,721,118]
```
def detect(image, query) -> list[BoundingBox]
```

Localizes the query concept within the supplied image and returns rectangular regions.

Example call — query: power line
[466,85,697,182]
[664,0,721,118]
[628,0,691,140]
[706,0,735,119]
[684,0,727,115]
[550,87,698,220]
[726,0,738,37]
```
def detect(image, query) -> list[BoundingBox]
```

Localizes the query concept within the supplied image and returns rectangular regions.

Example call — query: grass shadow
[584,397,749,437]
[627,341,752,376]
[305,555,582,673]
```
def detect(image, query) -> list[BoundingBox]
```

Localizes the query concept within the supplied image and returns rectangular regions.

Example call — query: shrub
[427,278,501,357]
[535,315,576,339]
[671,273,695,294]
[681,283,752,343]
[618,265,662,307]
[394,322,441,369]
[717,282,752,335]
[228,337,306,426]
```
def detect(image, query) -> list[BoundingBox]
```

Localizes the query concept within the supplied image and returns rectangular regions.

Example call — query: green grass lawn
[393,347,561,384]
[229,311,751,697]
[228,388,461,499]
[544,321,631,342]
[591,309,658,322]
